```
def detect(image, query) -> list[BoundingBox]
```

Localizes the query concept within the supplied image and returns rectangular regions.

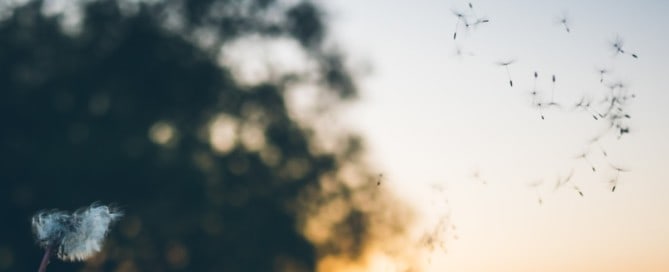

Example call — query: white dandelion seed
[32,203,122,272]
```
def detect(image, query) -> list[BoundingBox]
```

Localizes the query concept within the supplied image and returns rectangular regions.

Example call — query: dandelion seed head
[31,203,122,262]
[32,210,71,248]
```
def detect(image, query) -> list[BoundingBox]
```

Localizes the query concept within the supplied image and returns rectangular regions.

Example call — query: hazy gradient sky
[322,0,669,271]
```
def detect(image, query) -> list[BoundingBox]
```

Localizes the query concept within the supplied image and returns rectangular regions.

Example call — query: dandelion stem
[38,246,52,272]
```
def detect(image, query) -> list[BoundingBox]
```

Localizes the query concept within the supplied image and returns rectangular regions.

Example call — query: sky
[320,0,669,271]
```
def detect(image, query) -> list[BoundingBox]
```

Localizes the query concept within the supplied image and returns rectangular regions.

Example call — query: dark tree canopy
[0,1,408,271]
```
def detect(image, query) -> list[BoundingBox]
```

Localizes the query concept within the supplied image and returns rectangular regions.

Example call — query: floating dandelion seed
[589,108,603,120]
[573,96,595,116]
[527,180,543,188]
[596,67,611,83]
[452,10,468,40]
[609,163,629,173]
[591,112,600,120]
[529,71,547,118]
[611,35,625,55]
[609,35,638,59]
[545,101,561,109]
[467,2,489,27]
[32,203,122,272]
[554,169,574,191]
[574,97,585,109]
[587,136,610,157]
[555,13,571,33]
[608,177,618,192]
[599,144,608,156]
[496,59,516,87]
[450,3,488,42]
[529,91,539,105]
[547,74,562,108]
[606,81,626,93]
[471,169,487,185]
[607,163,630,192]
[473,17,490,26]
[455,45,475,58]
[535,102,546,120]
[527,180,544,205]
[548,75,560,108]
[468,2,476,20]
[575,152,596,172]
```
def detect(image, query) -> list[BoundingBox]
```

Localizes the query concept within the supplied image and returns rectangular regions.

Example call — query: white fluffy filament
[32,203,122,262]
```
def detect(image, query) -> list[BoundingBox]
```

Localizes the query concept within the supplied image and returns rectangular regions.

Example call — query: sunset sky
[322,0,669,271]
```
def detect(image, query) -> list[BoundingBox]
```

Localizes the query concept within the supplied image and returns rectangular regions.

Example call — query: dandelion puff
[58,204,123,261]
[32,210,72,249]
[32,203,122,272]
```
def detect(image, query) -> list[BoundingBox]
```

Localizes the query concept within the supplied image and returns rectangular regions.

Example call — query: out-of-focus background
[1,0,668,271]
[324,0,669,271]
[0,0,411,271]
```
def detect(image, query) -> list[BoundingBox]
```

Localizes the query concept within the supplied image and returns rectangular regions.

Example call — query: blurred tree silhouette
[0,1,409,271]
